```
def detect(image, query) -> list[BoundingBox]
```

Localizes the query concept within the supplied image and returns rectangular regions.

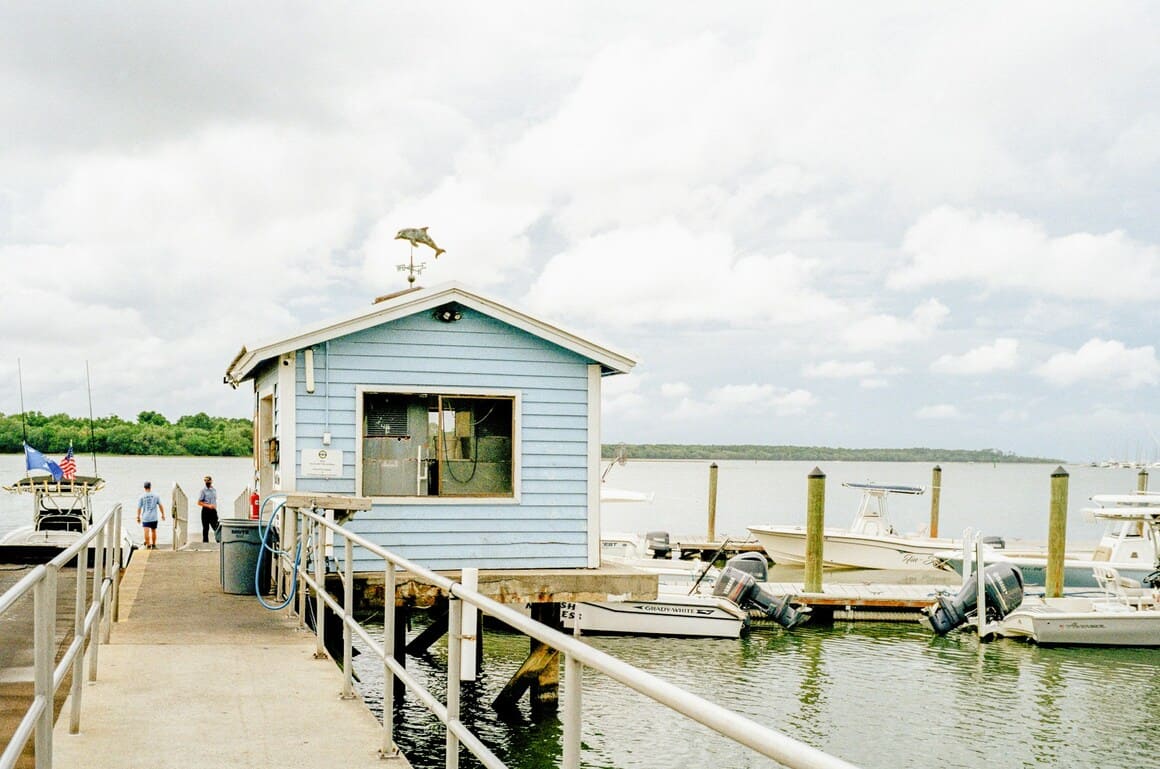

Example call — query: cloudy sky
[2,3,1159,462]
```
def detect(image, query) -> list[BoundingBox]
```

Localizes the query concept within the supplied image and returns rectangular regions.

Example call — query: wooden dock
[759,581,955,622]
[45,546,410,769]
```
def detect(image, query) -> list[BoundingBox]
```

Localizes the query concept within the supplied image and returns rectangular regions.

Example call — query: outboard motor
[713,565,810,629]
[923,563,1024,636]
[723,551,769,582]
[645,531,672,559]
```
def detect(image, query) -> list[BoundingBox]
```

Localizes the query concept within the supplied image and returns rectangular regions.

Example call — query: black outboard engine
[713,564,809,629]
[924,563,1024,636]
[645,531,672,559]
[723,551,769,582]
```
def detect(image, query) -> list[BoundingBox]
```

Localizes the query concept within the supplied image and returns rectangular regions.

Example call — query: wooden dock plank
[763,581,952,610]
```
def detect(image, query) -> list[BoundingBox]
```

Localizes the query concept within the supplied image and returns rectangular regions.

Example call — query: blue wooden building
[224,282,636,572]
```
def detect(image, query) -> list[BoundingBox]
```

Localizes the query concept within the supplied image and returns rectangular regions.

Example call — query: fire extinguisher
[250,491,260,520]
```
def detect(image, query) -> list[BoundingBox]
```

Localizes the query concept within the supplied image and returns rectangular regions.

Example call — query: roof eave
[223,281,637,384]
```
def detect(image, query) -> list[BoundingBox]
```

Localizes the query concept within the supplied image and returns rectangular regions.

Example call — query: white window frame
[355,385,521,504]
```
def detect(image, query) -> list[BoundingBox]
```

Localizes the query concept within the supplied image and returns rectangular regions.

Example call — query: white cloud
[916,404,963,420]
[600,372,647,420]
[776,208,831,241]
[668,383,818,421]
[803,360,879,379]
[523,219,844,328]
[705,384,817,416]
[842,299,949,351]
[999,408,1030,423]
[1035,339,1160,388]
[1,5,1159,462]
[891,207,1160,300]
[932,338,1019,374]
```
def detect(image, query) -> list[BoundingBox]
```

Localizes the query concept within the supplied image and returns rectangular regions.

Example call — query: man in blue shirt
[197,475,219,543]
[137,481,165,550]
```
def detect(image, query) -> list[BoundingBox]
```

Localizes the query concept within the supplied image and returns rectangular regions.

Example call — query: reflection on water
[353,615,1159,769]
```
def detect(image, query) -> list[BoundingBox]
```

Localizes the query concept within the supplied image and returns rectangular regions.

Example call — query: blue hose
[253,494,303,610]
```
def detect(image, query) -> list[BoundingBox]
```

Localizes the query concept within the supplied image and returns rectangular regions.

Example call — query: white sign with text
[301,448,343,478]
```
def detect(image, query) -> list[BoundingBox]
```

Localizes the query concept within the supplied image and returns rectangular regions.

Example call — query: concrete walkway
[51,545,410,769]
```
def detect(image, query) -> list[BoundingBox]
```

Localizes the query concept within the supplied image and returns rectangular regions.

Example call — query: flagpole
[86,360,98,478]
[17,358,28,479]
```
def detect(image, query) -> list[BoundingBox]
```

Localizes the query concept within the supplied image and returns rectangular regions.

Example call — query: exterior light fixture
[434,303,462,323]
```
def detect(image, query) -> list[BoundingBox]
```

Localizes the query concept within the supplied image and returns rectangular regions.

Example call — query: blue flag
[24,442,63,481]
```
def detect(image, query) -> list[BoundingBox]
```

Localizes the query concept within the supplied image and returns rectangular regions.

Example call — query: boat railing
[0,503,125,769]
[277,502,861,769]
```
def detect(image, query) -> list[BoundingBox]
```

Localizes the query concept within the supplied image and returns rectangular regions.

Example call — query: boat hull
[0,526,136,568]
[940,553,1153,588]
[560,595,748,638]
[747,525,956,570]
[998,599,1160,646]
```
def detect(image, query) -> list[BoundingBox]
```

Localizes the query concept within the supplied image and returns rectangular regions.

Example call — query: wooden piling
[804,467,825,593]
[495,603,560,718]
[929,465,942,538]
[1139,468,1149,492]
[1045,466,1069,598]
[707,462,719,542]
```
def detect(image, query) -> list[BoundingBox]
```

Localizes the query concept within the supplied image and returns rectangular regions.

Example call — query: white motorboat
[560,590,751,638]
[562,552,808,638]
[1,475,135,568]
[993,560,1160,646]
[600,531,717,589]
[924,508,1160,647]
[995,596,1160,646]
[748,482,960,570]
[936,492,1159,587]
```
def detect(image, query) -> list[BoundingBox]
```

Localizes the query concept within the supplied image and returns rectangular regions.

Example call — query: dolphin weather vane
[395,226,446,285]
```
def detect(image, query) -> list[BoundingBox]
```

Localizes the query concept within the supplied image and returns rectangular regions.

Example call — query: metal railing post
[446,595,463,769]
[381,561,398,758]
[90,526,107,672]
[34,565,57,768]
[111,504,123,623]
[341,536,354,699]
[563,650,583,769]
[68,550,88,734]
[314,517,326,659]
[296,509,307,629]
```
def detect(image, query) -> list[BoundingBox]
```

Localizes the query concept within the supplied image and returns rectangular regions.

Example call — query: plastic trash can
[219,518,271,595]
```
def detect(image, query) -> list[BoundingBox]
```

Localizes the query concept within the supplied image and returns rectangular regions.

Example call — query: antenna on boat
[602,443,628,481]
[86,361,98,477]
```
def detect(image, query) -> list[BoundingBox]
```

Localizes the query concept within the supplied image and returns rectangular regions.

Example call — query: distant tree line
[2,411,1061,463]
[601,443,1063,463]
[0,411,253,457]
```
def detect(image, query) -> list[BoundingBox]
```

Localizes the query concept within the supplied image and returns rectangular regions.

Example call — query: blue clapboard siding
[290,307,595,571]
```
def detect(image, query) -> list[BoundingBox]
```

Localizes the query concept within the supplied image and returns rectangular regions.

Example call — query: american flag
[59,445,77,481]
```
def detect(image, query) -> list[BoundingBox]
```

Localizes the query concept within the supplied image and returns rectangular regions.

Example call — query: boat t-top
[748,482,962,571]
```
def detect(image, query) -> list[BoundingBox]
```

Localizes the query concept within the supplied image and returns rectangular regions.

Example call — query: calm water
[4,455,1157,768]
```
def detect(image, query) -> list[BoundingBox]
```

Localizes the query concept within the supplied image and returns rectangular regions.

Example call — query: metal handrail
[280,504,860,769]
[0,503,125,769]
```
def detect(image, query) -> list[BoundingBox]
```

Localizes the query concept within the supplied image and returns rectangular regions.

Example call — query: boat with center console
[1,474,135,567]
[748,482,964,570]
